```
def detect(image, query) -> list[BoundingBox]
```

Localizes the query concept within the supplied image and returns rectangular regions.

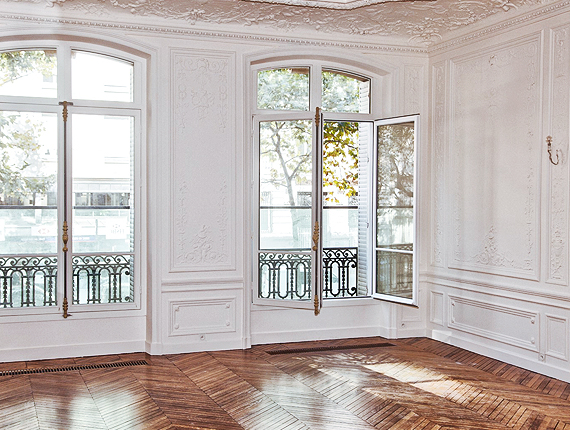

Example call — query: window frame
[0,40,146,316]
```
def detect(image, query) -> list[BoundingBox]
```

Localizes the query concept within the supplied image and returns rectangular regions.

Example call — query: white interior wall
[428,5,570,383]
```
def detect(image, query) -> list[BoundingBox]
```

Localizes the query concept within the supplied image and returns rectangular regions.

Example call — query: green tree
[0,50,56,205]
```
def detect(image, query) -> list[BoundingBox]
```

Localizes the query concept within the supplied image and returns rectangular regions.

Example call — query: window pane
[0,50,57,98]
[376,122,414,247]
[72,114,133,253]
[0,111,58,255]
[322,69,369,114]
[257,68,309,111]
[259,120,312,250]
[376,250,413,299]
[72,51,133,102]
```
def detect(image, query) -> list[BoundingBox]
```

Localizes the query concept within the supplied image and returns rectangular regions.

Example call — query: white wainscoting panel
[546,314,568,360]
[170,49,237,273]
[430,290,444,325]
[448,295,539,352]
[448,35,542,281]
[169,297,236,337]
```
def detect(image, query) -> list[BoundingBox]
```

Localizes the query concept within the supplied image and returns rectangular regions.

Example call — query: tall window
[253,60,418,311]
[0,45,142,314]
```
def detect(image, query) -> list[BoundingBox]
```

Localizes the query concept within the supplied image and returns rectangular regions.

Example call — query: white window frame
[0,40,146,316]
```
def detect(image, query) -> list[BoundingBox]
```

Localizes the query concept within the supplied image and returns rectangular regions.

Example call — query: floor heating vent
[266,342,394,355]
[0,359,148,377]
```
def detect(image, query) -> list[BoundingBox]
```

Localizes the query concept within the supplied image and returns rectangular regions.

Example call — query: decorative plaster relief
[4,0,553,45]
[169,297,236,336]
[404,65,422,115]
[450,38,541,280]
[546,314,568,360]
[548,26,570,285]
[448,295,539,352]
[432,62,445,268]
[171,50,235,272]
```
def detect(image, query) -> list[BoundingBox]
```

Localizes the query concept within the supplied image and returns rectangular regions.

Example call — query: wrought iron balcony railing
[0,253,133,308]
[258,247,360,300]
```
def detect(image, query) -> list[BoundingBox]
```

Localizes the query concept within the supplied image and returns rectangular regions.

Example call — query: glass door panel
[71,113,134,305]
[257,119,316,308]
[322,120,361,298]
[374,115,418,305]
[0,110,58,307]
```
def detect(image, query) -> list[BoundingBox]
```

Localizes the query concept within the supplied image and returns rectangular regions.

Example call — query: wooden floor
[1,337,570,430]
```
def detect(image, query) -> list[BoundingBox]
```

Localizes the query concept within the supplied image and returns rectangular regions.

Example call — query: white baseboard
[252,325,385,345]
[0,340,146,363]
[432,330,570,384]
[156,339,245,355]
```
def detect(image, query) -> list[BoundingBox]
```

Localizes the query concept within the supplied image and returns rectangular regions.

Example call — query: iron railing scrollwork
[322,248,358,298]
[259,247,360,301]
[72,254,134,304]
[259,252,312,300]
[0,253,133,308]
[0,255,58,308]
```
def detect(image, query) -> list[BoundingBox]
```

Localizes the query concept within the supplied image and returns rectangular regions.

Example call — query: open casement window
[372,115,418,306]
[254,112,323,312]
[0,46,142,315]
[253,63,418,313]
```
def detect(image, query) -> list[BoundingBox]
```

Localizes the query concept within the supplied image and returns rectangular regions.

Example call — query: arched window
[0,43,143,315]
[252,58,418,313]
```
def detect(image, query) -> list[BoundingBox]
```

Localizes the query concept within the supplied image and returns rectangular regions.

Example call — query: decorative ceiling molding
[241,0,433,11]
[0,0,557,45]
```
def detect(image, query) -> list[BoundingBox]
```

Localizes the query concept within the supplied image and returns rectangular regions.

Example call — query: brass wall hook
[547,136,560,165]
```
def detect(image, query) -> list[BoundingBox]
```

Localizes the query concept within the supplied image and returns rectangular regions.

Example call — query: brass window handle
[312,221,320,251]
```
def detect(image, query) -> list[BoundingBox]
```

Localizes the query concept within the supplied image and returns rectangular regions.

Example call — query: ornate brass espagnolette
[62,221,69,253]
[547,136,560,165]
[314,294,320,316]
[312,220,320,251]
[315,106,321,128]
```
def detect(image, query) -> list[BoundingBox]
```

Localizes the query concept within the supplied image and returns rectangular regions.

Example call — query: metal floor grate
[265,342,394,355]
[0,359,148,377]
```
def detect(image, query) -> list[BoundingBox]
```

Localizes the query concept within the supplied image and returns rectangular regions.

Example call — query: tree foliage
[0,50,56,205]
[258,68,363,204]
[377,123,414,207]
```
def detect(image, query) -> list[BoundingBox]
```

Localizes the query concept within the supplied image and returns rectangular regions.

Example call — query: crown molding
[0,0,554,46]
[0,12,429,54]
[429,0,570,53]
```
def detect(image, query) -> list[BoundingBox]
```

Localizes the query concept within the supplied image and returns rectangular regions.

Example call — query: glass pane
[72,114,133,254]
[257,68,309,111]
[376,250,413,299]
[0,50,57,98]
[72,51,133,102]
[0,111,58,254]
[376,121,414,247]
[259,120,312,250]
[258,252,311,300]
[322,69,369,114]
[0,111,58,308]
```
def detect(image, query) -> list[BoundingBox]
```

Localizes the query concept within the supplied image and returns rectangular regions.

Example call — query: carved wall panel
[448,295,539,352]
[431,61,446,268]
[170,50,236,272]
[546,314,568,360]
[547,26,570,285]
[449,37,541,280]
[404,65,423,115]
[168,297,236,336]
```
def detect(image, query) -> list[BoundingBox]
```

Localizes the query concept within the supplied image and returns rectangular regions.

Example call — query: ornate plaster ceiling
[5,0,553,44]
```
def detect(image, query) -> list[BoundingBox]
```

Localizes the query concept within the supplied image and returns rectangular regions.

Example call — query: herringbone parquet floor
[1,337,569,429]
